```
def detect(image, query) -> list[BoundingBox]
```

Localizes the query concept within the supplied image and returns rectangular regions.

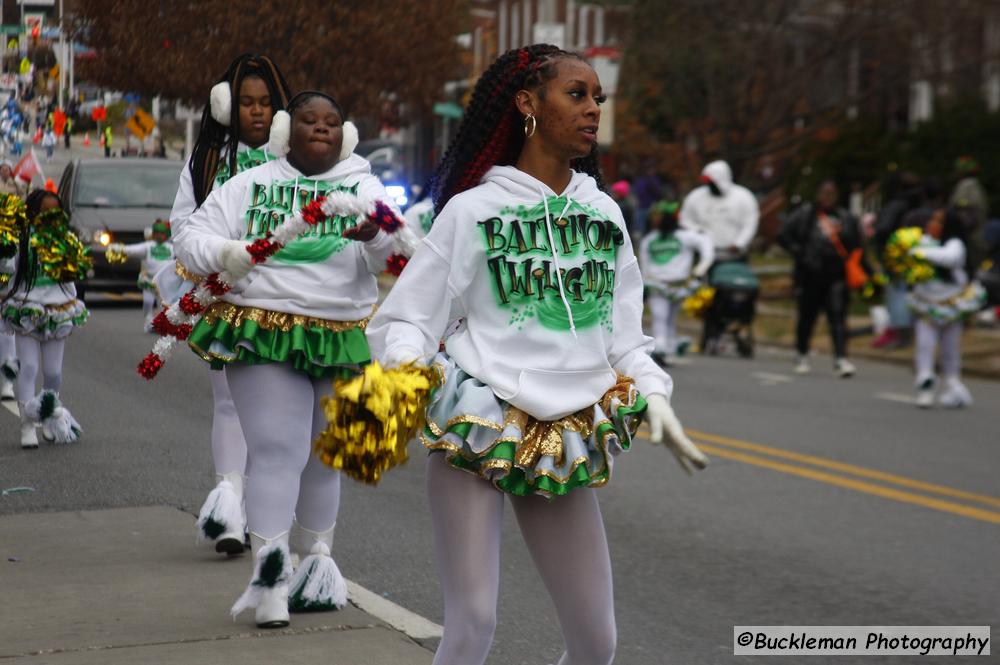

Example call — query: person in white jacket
[680,160,759,260]
[907,212,985,408]
[366,44,707,665]
[108,219,174,331]
[154,54,292,556]
[639,201,713,363]
[175,91,403,629]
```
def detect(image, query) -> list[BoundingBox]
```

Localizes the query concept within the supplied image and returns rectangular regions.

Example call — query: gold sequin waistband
[202,300,373,333]
[175,259,204,284]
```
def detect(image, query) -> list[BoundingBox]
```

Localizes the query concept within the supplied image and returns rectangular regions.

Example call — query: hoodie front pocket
[499,366,616,422]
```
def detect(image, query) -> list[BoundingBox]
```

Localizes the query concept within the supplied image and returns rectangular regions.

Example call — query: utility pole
[58,0,65,109]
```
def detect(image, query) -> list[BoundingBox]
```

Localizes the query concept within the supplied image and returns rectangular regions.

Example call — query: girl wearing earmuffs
[174,90,405,629]
[158,54,292,556]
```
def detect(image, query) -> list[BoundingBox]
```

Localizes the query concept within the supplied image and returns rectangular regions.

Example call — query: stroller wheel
[735,328,754,358]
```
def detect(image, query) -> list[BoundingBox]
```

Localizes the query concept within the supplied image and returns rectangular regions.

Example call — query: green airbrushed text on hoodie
[477,197,625,332]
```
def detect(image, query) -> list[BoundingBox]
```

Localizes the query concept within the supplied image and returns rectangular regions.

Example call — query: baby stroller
[702,260,759,357]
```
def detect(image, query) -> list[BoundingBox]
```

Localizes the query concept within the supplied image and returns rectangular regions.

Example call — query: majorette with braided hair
[0,189,89,450]
[366,44,709,665]
[154,54,292,557]
[174,89,412,629]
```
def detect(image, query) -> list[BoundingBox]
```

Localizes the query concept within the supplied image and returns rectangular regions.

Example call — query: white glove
[646,393,709,475]
[692,262,710,279]
[382,345,427,369]
[218,240,254,282]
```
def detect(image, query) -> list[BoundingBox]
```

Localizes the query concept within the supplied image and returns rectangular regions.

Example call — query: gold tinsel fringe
[105,243,128,265]
[682,285,716,319]
[315,362,438,484]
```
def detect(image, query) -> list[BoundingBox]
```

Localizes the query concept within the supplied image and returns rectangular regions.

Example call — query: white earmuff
[268,110,291,157]
[209,81,232,126]
[339,121,359,162]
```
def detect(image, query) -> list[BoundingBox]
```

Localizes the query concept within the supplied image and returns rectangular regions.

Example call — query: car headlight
[92,230,112,246]
[385,185,408,207]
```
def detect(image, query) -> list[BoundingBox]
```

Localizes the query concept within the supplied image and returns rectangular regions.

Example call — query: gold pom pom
[883,226,933,285]
[105,243,128,265]
[314,362,439,484]
[682,286,716,319]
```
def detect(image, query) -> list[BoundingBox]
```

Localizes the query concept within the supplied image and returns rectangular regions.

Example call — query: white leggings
[142,290,157,321]
[0,331,15,367]
[14,335,64,403]
[648,293,680,354]
[427,454,616,665]
[225,362,341,538]
[914,319,962,380]
[209,368,247,477]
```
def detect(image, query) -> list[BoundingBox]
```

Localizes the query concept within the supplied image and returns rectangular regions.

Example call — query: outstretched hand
[342,219,380,242]
[646,393,709,475]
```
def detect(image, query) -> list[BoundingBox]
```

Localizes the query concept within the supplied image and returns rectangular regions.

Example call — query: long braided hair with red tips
[430,44,605,214]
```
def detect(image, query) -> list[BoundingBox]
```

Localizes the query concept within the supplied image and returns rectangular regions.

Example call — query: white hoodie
[367,165,672,422]
[639,229,714,285]
[679,160,759,257]
[174,154,399,321]
[403,198,435,240]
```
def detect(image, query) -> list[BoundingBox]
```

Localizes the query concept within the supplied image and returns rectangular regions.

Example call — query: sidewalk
[0,506,434,664]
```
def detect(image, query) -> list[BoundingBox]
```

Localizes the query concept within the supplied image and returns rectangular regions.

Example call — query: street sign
[126,107,157,140]
[433,101,463,119]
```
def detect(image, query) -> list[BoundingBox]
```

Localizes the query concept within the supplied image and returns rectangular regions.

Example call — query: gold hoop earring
[524,113,537,138]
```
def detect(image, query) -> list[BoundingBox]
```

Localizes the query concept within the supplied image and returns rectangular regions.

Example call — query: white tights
[209,368,247,477]
[225,362,341,538]
[0,331,15,366]
[14,335,64,403]
[427,454,616,665]
[648,293,680,354]
[142,290,158,323]
[914,319,962,380]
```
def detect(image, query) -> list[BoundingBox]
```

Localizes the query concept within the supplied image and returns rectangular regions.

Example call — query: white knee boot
[23,390,81,443]
[288,522,348,612]
[17,402,38,449]
[938,376,972,408]
[232,532,291,628]
[196,471,246,555]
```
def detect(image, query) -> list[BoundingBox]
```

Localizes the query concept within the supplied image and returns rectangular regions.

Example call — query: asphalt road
[1,303,996,665]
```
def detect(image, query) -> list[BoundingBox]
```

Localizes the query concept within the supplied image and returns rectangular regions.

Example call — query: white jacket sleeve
[679,191,701,233]
[733,187,760,251]
[122,241,152,259]
[638,233,653,277]
[685,229,715,274]
[173,176,247,276]
[169,159,197,230]
[366,203,470,365]
[917,238,965,269]
[355,175,403,274]
[608,247,674,400]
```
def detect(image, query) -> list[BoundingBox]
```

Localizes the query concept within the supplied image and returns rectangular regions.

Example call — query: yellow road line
[685,428,1000,510]
[695,443,1000,525]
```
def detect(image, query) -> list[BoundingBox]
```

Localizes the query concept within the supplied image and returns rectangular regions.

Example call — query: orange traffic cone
[83,132,91,146]
[99,134,105,148]
[44,178,56,193]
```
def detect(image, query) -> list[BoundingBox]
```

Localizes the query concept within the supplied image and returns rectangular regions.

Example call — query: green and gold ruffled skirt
[421,354,646,498]
[188,301,371,379]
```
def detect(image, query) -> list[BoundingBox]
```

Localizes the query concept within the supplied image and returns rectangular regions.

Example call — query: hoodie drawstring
[540,187,577,339]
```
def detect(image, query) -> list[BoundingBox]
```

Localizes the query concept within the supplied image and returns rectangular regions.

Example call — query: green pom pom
[39,391,57,421]
[253,548,286,588]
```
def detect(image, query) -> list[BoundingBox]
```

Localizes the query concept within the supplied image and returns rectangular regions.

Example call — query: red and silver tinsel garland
[138,193,408,379]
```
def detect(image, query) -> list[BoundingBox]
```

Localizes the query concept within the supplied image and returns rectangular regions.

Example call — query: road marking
[694,443,1000,525]
[753,371,793,383]
[875,391,919,405]
[2,400,16,416]
[686,428,1000,510]
[346,580,443,640]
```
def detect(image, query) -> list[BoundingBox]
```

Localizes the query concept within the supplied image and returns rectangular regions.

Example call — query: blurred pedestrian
[103,125,112,158]
[632,163,663,235]
[41,127,56,162]
[949,155,988,266]
[778,179,864,377]
[640,200,713,365]
[871,170,922,348]
[680,160,760,351]
[908,206,985,408]
[610,179,635,238]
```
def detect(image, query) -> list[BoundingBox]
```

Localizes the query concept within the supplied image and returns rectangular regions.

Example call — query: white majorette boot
[17,402,38,449]
[288,521,348,613]
[231,532,291,629]
[24,390,81,443]
[196,472,246,555]
[938,375,973,408]
[1,358,17,401]
[915,374,935,409]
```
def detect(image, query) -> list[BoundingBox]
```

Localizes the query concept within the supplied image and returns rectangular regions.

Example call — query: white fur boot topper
[24,390,81,443]
[288,525,347,612]
[231,534,292,620]
[210,81,232,126]
[196,476,245,544]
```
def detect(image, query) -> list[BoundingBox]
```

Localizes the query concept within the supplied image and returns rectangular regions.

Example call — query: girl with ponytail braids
[367,45,708,665]
[157,53,292,558]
